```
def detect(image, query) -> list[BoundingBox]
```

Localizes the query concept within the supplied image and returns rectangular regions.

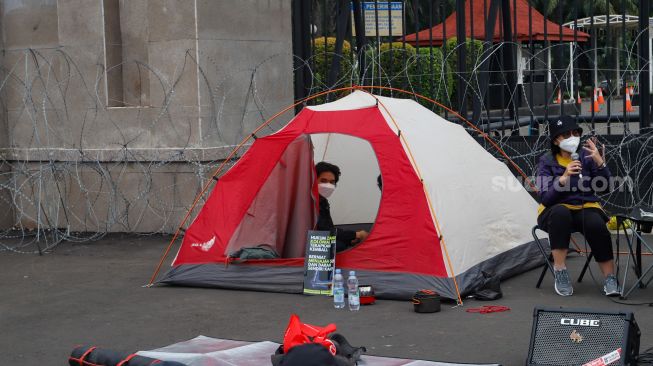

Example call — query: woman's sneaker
[603,274,620,297]
[554,269,573,296]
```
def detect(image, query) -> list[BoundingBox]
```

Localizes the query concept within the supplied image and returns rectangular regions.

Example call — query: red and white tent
[160,91,543,301]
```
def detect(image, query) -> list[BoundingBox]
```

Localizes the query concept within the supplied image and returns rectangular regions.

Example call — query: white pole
[616,34,620,97]
[594,44,599,89]
[547,47,552,83]
[517,45,523,85]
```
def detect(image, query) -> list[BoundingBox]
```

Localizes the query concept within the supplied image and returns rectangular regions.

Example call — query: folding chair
[532,225,594,288]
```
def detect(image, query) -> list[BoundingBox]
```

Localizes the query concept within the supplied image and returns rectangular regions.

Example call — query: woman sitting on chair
[537,116,619,297]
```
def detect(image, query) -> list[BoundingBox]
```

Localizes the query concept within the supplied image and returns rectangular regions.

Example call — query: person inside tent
[536,116,618,297]
[315,162,369,252]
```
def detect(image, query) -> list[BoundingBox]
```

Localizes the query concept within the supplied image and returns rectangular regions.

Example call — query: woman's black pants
[537,205,613,262]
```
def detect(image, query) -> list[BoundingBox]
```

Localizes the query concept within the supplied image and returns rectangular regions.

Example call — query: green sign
[303,230,336,295]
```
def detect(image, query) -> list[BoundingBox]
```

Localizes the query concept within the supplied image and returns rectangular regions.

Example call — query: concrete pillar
[0,4,15,229]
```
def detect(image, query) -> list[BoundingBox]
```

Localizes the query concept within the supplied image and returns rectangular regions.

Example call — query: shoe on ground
[603,274,620,297]
[554,269,573,296]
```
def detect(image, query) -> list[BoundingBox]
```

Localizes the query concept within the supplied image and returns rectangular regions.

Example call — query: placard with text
[303,230,336,295]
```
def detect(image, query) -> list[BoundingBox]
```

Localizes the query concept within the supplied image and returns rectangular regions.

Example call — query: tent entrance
[311,133,381,228]
[225,133,383,259]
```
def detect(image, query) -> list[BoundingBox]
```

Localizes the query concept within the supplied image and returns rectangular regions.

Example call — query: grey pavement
[1,235,652,365]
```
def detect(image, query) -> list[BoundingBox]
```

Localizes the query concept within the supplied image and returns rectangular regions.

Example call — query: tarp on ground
[137,336,502,366]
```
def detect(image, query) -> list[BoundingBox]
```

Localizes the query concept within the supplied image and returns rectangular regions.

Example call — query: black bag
[271,334,366,366]
[472,271,503,301]
[271,343,353,366]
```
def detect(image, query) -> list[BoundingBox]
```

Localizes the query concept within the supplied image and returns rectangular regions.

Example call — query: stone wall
[0,0,294,232]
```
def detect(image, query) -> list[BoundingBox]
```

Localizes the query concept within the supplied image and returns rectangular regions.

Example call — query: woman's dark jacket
[537,149,612,207]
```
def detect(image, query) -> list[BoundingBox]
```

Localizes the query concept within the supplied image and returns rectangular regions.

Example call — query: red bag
[282,314,337,355]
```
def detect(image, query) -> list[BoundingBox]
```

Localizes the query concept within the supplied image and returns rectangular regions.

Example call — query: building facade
[0,0,294,233]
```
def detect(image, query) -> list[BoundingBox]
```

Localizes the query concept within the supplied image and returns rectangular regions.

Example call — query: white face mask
[318,183,336,198]
[558,136,580,153]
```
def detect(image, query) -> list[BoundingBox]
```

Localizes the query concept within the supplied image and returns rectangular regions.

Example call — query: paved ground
[1,234,653,365]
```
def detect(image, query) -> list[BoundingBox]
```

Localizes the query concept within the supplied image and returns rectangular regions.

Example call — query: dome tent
[158,90,543,302]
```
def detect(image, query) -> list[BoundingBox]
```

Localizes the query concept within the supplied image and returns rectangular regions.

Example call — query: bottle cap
[349,270,356,276]
[335,269,341,273]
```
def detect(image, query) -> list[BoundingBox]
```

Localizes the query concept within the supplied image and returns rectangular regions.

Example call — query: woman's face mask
[318,183,336,198]
[558,136,580,153]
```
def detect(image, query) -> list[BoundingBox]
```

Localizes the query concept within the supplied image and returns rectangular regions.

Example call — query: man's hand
[351,230,369,244]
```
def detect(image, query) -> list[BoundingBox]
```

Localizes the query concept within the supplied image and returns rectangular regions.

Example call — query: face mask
[318,183,336,198]
[558,136,580,153]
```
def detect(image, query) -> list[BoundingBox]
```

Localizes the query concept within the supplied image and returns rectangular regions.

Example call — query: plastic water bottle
[347,271,360,311]
[333,269,345,309]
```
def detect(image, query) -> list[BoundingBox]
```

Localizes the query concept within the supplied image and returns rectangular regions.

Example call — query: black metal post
[501,0,516,121]
[456,0,467,118]
[639,0,651,131]
[291,0,312,110]
[472,0,501,124]
[326,0,351,100]
[352,0,367,83]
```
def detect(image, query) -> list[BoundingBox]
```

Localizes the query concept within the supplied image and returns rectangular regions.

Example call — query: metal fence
[291,0,653,211]
[292,0,653,136]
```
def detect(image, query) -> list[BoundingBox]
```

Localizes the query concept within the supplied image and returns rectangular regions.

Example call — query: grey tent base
[160,240,544,300]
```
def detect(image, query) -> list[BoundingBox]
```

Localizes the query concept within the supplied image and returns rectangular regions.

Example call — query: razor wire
[0,47,293,254]
[1,35,652,255]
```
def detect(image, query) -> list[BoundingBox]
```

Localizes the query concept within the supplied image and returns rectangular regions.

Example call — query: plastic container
[347,271,360,311]
[333,269,345,309]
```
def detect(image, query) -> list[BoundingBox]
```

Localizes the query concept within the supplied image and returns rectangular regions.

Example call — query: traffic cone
[554,89,562,104]
[577,91,582,105]
[625,87,634,112]
[591,88,600,112]
[597,87,605,104]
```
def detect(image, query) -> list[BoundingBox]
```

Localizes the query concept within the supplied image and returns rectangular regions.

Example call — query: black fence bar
[572,0,579,122]
[291,0,312,109]
[512,0,519,133]
[589,3,595,130]
[290,0,651,135]
[352,0,366,83]
[428,0,434,111]
[442,0,448,120]
[528,2,535,135]
[412,0,420,99]
[374,0,380,91]
[557,0,563,114]
[326,0,349,98]
[640,0,651,131]
[542,1,549,127]
[622,0,629,132]
[501,0,515,123]
[456,0,467,117]
[606,3,612,135]
[473,0,501,125]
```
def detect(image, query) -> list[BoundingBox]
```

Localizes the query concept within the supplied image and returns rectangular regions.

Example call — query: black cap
[549,116,583,139]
